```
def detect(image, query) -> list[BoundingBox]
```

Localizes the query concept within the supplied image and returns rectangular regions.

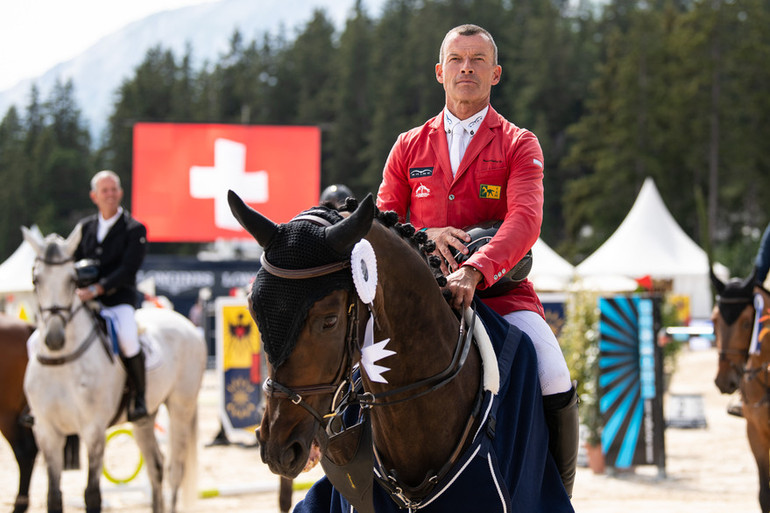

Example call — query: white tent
[0,225,41,294]
[0,225,41,320]
[575,177,714,319]
[529,238,575,292]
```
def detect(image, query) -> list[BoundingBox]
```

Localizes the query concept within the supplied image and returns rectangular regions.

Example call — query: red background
[132,123,321,242]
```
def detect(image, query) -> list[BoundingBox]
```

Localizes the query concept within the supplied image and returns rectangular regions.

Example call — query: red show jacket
[376,107,545,317]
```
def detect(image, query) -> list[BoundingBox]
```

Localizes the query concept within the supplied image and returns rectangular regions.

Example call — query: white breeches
[26,304,139,358]
[503,310,572,396]
[101,304,140,357]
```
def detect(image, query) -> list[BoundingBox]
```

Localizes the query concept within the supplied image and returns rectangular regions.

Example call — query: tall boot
[124,349,148,421]
[543,386,579,498]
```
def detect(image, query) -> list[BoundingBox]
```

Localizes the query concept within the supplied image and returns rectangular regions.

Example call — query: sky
[0,0,214,91]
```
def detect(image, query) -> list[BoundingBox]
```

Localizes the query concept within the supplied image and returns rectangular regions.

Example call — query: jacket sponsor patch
[479,184,501,199]
[409,167,433,178]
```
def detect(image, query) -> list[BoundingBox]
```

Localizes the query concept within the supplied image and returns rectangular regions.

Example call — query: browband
[260,253,351,280]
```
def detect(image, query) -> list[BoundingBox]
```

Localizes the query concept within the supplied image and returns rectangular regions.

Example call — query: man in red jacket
[376,24,578,497]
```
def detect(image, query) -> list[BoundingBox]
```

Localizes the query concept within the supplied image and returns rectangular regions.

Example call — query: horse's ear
[743,267,758,291]
[709,266,725,295]
[64,224,82,256]
[227,190,277,247]
[21,226,45,257]
[325,193,375,255]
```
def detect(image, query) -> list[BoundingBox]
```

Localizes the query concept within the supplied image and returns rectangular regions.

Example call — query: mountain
[0,0,385,140]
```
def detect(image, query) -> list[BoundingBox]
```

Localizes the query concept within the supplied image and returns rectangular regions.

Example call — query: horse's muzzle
[43,316,67,350]
[714,373,739,394]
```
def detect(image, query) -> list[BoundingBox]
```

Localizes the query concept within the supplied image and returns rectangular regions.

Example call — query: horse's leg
[165,397,199,513]
[132,414,165,513]
[746,420,770,512]
[34,425,65,513]
[279,477,293,513]
[81,426,108,513]
[11,424,38,513]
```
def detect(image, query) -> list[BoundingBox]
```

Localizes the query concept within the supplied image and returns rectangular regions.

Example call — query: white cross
[189,138,268,230]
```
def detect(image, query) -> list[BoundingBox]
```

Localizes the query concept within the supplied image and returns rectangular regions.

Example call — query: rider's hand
[444,266,483,311]
[76,283,102,302]
[423,227,472,276]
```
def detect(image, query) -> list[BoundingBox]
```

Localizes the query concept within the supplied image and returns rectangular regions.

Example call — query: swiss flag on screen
[132,122,321,242]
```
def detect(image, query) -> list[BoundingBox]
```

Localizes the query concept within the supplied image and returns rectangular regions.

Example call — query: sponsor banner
[598,295,665,471]
[216,297,263,442]
[133,122,321,242]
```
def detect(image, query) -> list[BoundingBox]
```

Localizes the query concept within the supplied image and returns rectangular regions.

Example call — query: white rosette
[351,238,378,304]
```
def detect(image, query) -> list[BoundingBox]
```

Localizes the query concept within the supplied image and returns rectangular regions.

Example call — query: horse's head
[22,225,82,351]
[228,190,375,477]
[710,267,756,394]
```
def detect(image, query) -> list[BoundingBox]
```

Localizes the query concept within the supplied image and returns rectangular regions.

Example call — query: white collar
[99,207,123,225]
[444,106,489,136]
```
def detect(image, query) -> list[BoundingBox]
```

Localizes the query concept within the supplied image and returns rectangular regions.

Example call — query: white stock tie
[449,122,465,177]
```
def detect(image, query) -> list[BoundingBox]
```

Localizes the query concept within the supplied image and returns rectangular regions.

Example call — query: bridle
[33,255,83,323]
[262,294,361,425]
[32,254,100,366]
[260,246,475,424]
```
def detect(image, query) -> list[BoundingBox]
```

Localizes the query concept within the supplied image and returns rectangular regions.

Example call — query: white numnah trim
[465,307,500,394]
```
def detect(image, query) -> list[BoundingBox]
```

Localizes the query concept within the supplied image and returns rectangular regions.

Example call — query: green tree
[327,0,375,192]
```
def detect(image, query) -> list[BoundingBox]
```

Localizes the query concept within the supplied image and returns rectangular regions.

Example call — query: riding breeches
[100,304,140,358]
[503,310,572,395]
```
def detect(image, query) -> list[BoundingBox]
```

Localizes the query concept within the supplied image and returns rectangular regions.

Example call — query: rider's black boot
[124,349,148,421]
[543,386,579,498]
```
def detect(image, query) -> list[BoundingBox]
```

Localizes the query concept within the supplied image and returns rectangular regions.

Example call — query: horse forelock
[43,240,66,263]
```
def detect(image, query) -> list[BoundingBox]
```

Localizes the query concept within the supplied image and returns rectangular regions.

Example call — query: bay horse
[228,191,572,512]
[711,269,770,512]
[21,225,207,513]
[0,313,37,513]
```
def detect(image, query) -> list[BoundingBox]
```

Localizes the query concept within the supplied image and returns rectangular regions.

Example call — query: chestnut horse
[711,270,770,512]
[228,191,572,513]
[0,314,37,513]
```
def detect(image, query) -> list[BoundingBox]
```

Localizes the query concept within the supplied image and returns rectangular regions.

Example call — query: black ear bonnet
[717,278,754,326]
[252,206,354,368]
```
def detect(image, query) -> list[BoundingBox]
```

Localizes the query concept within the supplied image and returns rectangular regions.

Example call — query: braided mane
[328,197,447,290]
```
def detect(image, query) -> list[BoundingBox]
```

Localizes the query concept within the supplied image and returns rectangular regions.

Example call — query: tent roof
[576,177,708,277]
[529,238,574,291]
[0,225,41,294]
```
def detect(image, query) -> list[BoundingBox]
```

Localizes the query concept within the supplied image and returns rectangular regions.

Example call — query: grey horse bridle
[32,255,99,366]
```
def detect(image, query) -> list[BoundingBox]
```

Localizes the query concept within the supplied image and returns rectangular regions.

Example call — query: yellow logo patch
[480,184,501,199]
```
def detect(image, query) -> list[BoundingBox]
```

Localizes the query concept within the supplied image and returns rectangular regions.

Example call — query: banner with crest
[216,297,263,442]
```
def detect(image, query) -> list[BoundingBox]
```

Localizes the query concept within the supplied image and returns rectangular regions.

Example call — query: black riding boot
[543,386,579,498]
[124,349,148,421]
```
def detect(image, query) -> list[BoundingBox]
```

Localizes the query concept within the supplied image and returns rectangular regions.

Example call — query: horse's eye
[322,315,338,330]
[742,320,753,331]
